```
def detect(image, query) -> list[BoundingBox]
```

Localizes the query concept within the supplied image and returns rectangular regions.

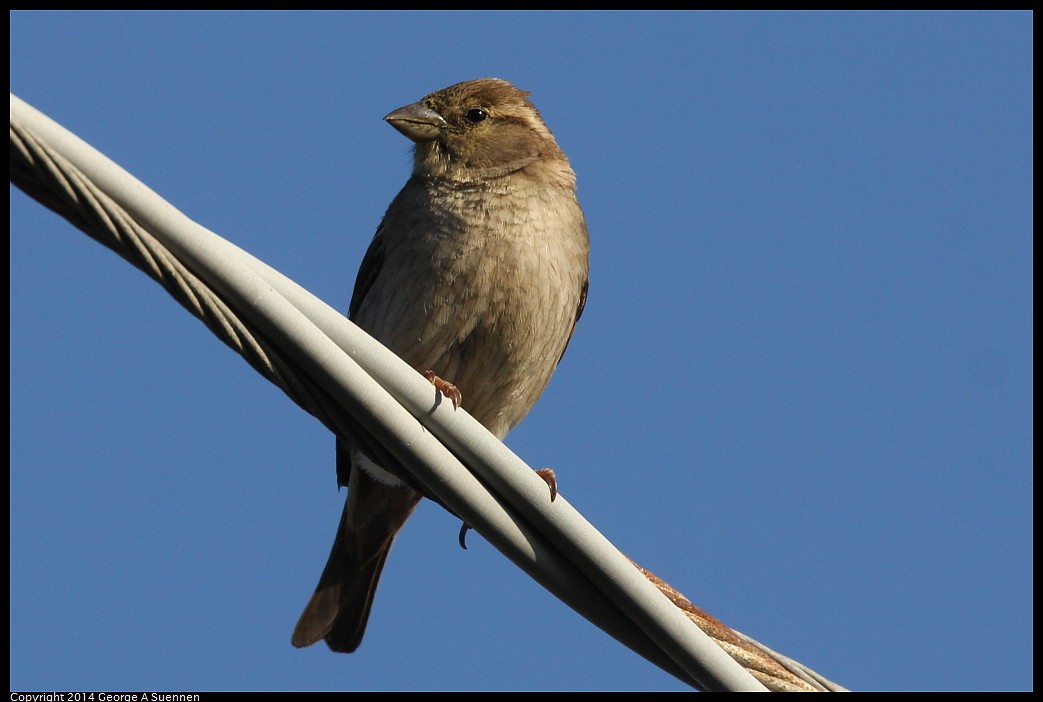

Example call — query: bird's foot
[457,468,559,549]
[423,370,462,409]
[535,467,558,502]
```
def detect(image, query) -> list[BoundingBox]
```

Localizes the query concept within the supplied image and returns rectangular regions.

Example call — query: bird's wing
[349,227,386,321]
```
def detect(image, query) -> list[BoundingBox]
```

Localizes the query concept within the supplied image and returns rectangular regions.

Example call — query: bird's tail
[291,478,421,653]
[290,509,392,652]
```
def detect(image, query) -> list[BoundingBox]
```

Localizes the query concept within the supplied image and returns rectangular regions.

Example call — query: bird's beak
[384,102,446,143]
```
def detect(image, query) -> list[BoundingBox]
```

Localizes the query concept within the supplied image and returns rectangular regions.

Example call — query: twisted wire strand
[11,111,847,692]
[632,563,847,692]
[10,120,409,487]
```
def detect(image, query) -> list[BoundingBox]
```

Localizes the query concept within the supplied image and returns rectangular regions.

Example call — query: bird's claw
[423,370,462,409]
[535,467,558,502]
[458,468,557,551]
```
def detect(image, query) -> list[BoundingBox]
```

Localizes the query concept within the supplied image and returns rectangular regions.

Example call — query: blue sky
[9,11,1032,692]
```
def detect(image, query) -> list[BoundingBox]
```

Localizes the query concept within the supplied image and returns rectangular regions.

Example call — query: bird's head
[385,78,571,185]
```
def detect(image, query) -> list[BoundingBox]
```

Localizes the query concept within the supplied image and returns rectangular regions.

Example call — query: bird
[291,78,590,653]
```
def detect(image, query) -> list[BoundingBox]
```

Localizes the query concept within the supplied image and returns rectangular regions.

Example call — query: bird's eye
[465,107,488,123]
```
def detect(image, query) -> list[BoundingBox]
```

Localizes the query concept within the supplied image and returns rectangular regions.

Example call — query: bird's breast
[355,178,589,438]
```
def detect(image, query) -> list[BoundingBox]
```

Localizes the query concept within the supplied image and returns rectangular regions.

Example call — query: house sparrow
[291,78,590,653]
